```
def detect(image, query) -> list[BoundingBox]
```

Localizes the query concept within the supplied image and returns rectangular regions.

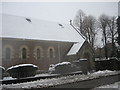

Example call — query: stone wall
[2,38,73,70]
[66,41,95,72]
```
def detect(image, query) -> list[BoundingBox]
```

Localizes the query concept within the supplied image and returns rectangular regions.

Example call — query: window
[49,48,54,58]
[19,45,29,59]
[48,47,55,58]
[22,48,27,59]
[37,48,41,59]
[34,46,43,60]
[5,48,11,59]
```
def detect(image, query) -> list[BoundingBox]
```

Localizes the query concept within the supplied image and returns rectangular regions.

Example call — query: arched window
[37,48,41,59]
[22,48,27,59]
[5,48,11,59]
[49,48,54,58]
[34,46,43,60]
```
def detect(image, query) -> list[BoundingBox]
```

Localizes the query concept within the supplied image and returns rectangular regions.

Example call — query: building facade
[2,38,73,70]
[1,14,95,71]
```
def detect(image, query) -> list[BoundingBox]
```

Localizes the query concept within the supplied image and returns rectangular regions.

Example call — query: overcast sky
[0,2,119,47]
[1,2,118,24]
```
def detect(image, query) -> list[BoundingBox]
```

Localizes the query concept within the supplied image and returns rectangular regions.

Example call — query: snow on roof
[6,64,38,71]
[67,42,84,55]
[1,14,85,43]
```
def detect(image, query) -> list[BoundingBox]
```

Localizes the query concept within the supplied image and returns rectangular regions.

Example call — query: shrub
[6,64,38,78]
[49,62,80,74]
[0,66,5,79]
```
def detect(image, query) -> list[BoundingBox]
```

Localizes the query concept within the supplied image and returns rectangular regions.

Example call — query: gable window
[37,48,41,59]
[5,48,11,59]
[22,48,27,59]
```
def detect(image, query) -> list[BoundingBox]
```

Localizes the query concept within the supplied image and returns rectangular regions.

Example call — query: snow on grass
[1,70,120,89]
[35,73,51,77]
[2,77,16,80]
[1,74,87,89]
[92,70,115,75]
[94,81,120,89]
[34,73,59,77]
[90,70,117,77]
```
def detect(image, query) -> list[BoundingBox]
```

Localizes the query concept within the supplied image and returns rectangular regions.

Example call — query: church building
[1,14,95,71]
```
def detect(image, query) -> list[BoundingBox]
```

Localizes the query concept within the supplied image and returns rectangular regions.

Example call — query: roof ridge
[1,13,69,25]
[2,14,85,43]
[69,20,86,40]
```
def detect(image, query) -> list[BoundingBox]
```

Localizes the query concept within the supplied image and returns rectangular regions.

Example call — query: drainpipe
[58,42,61,63]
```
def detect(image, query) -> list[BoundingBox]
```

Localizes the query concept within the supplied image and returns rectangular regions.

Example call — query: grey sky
[118,1,120,16]
[1,2,118,24]
[0,2,119,47]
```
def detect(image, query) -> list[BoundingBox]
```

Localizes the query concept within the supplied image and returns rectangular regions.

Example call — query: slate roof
[1,14,86,55]
[1,14,85,43]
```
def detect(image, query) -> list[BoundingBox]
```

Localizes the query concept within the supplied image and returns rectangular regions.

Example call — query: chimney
[69,19,72,25]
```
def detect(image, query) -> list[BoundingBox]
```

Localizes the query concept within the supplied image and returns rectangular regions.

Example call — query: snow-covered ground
[93,81,120,89]
[1,70,120,89]
[2,77,16,80]
[1,73,58,81]
[98,81,120,88]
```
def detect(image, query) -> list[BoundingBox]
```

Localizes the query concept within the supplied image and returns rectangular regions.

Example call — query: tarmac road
[1,73,120,90]
[51,74,120,89]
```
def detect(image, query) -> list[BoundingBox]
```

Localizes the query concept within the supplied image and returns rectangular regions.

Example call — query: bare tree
[117,16,120,45]
[99,14,109,59]
[105,16,118,57]
[74,9,97,47]
[82,15,97,47]
[73,9,86,36]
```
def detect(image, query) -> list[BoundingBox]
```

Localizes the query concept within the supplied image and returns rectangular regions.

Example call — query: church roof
[1,14,86,55]
[1,14,85,43]
[67,42,84,55]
